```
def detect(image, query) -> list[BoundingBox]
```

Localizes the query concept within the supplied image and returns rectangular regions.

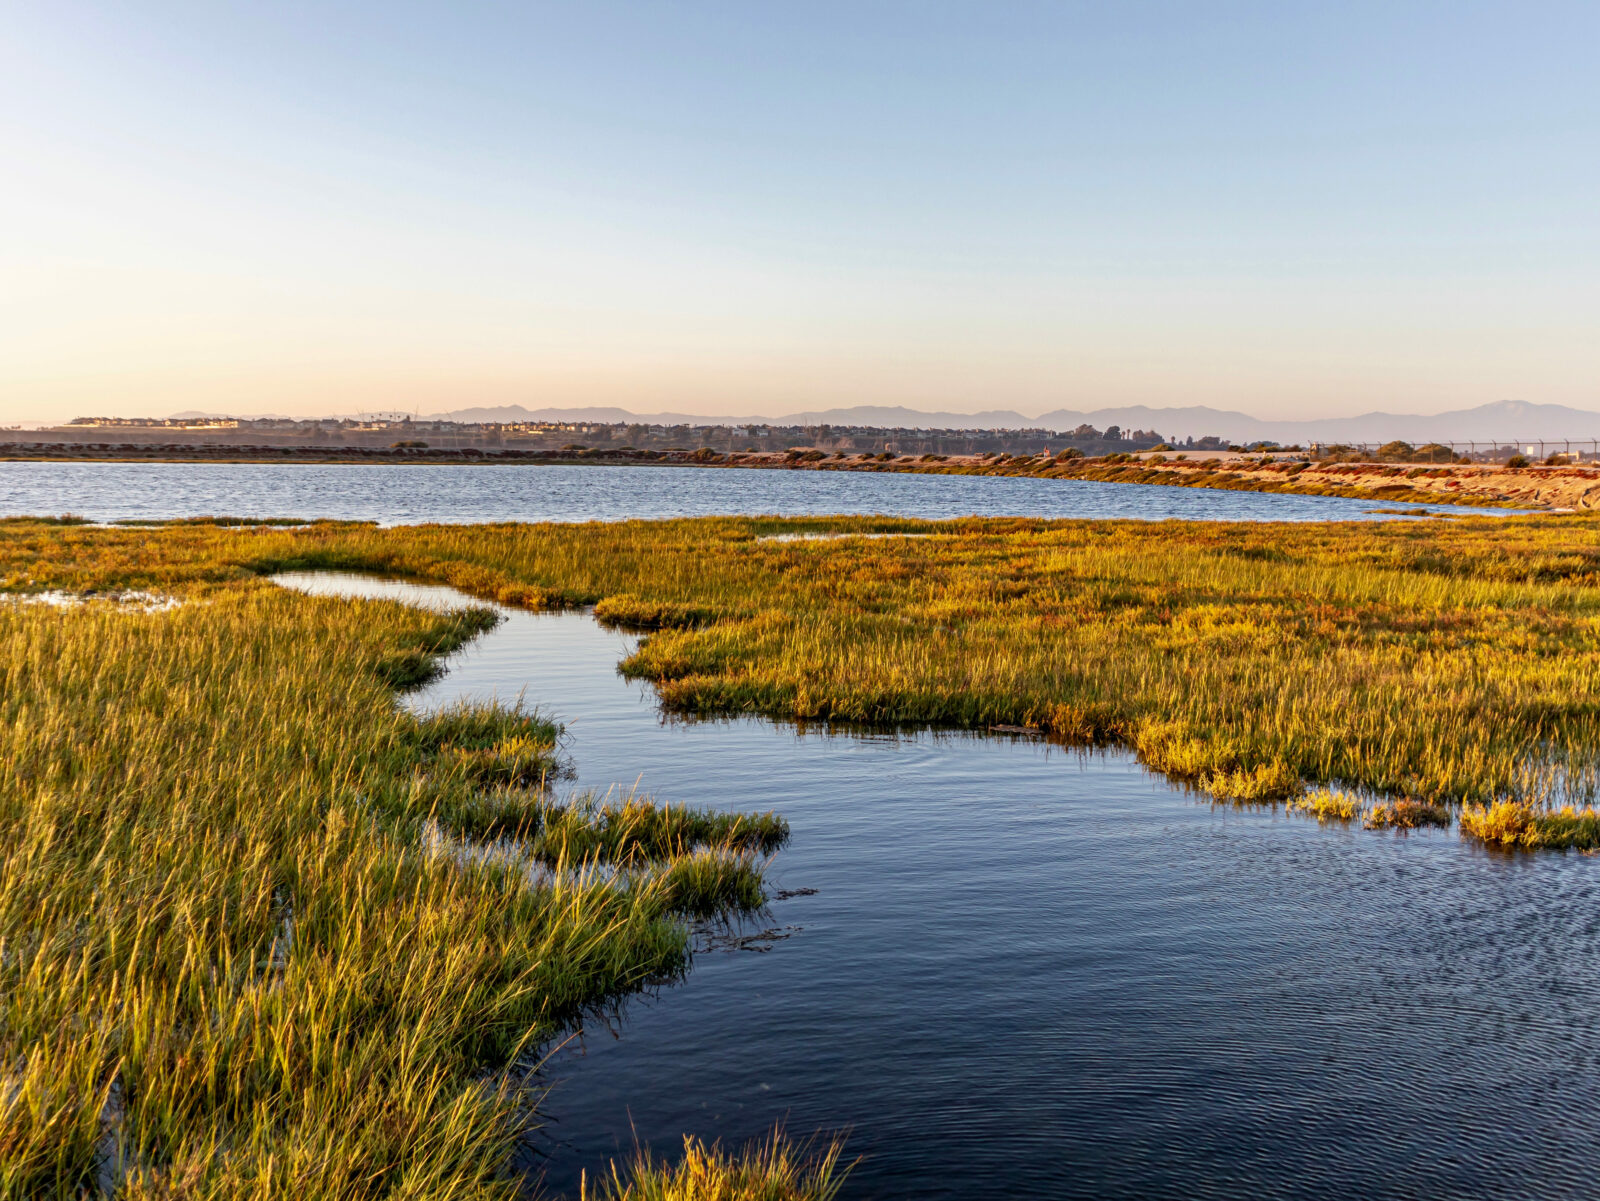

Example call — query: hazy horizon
[25,397,1589,428]
[16,394,1600,429]
[5,3,1597,427]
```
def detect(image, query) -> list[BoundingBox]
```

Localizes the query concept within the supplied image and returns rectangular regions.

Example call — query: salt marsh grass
[0,577,787,1198]
[529,788,788,866]
[9,512,1600,828]
[1287,789,1362,822]
[1459,800,1600,850]
[580,1129,850,1201]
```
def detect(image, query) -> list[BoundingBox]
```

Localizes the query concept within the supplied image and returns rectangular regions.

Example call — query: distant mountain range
[426,399,1600,445]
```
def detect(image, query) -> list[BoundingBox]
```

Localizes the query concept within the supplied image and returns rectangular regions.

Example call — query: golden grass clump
[531,789,788,866]
[1287,789,1362,822]
[1460,800,1600,850]
[594,593,713,630]
[1461,800,1537,846]
[582,1130,851,1201]
[1201,761,1301,802]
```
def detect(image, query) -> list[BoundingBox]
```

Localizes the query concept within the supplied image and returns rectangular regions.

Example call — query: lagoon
[2,460,1483,524]
[277,571,1600,1201]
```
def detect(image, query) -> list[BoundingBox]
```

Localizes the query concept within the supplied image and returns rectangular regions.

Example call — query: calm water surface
[2,461,1484,523]
[277,572,1600,1201]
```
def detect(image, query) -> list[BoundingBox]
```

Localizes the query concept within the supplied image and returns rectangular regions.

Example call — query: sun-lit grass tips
[580,1128,852,1201]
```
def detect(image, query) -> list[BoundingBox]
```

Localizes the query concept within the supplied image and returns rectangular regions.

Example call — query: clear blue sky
[2,2,1596,423]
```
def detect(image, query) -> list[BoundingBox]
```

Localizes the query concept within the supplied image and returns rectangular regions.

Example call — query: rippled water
[276,572,1600,1201]
[1,461,1484,524]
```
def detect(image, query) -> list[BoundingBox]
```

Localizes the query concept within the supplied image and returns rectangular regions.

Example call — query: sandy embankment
[1130,461,1600,510]
[729,450,1600,511]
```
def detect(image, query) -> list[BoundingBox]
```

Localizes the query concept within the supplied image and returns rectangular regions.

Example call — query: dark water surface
[278,572,1600,1201]
[2,460,1485,524]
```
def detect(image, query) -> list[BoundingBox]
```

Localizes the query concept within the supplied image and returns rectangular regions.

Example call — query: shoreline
[5,439,1595,511]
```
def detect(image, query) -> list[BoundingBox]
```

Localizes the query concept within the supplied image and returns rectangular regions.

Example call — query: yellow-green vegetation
[1287,789,1361,822]
[4,505,1600,869]
[531,789,787,867]
[10,513,1600,819]
[593,593,712,630]
[0,570,787,1198]
[580,1130,850,1201]
[1459,800,1600,850]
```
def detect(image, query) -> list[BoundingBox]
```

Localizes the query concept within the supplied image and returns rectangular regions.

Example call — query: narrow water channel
[278,572,1600,1200]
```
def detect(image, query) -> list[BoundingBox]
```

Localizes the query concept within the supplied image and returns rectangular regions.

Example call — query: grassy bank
[0,571,794,1197]
[8,511,1600,826]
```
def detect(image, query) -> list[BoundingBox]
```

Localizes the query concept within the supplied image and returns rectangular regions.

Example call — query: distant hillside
[1255,400,1600,444]
[428,399,1600,443]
